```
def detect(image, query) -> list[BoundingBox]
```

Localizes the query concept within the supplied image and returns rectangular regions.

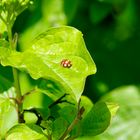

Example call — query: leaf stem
[7,23,22,121]
[59,100,85,140]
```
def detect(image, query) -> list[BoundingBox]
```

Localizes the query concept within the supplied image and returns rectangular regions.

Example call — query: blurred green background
[1,0,140,139]
[13,0,140,100]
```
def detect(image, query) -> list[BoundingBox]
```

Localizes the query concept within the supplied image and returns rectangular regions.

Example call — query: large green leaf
[92,86,140,140]
[0,88,18,138]
[0,26,96,102]
[6,124,47,140]
[75,102,118,139]
[80,102,111,137]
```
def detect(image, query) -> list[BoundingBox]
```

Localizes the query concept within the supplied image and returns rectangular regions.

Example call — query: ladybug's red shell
[61,59,72,68]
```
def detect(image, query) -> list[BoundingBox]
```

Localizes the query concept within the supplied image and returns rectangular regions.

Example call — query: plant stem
[7,23,22,120]
[59,106,85,140]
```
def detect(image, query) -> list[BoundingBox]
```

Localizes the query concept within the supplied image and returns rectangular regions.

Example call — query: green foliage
[80,102,111,136]
[24,112,38,124]
[0,88,18,138]
[0,68,13,92]
[93,86,140,140]
[0,26,96,101]
[73,101,118,140]
[0,20,7,34]
[0,0,33,28]
[90,1,112,24]
[52,117,69,140]
[0,0,120,139]
[6,124,47,140]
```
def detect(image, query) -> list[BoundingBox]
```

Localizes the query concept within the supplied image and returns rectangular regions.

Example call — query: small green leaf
[0,88,18,138]
[52,117,69,140]
[0,39,9,47]
[24,112,38,124]
[6,124,47,140]
[0,20,7,34]
[0,26,96,102]
[106,102,119,118]
[80,102,111,136]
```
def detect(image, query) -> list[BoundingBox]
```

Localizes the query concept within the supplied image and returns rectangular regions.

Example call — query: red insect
[61,59,72,68]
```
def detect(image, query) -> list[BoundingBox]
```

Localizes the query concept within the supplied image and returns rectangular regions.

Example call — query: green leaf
[19,20,50,51]
[52,117,69,140]
[23,90,53,108]
[0,40,12,92]
[80,96,94,117]
[24,112,38,124]
[0,26,96,102]
[80,102,111,136]
[6,124,47,140]
[0,0,33,28]
[0,69,13,92]
[19,0,68,51]
[37,79,65,95]
[0,39,9,47]
[93,86,140,140]
[70,96,94,138]
[23,91,52,120]
[106,102,119,118]
[0,88,18,138]
[0,20,7,34]
[58,105,77,123]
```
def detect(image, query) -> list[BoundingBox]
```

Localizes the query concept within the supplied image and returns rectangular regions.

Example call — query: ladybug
[61,59,72,68]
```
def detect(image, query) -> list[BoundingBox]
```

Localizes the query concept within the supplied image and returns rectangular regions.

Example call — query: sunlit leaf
[0,39,9,47]
[23,112,38,124]
[106,102,119,118]
[19,0,68,51]
[0,19,7,34]
[0,88,18,138]
[0,26,96,102]
[6,124,47,140]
